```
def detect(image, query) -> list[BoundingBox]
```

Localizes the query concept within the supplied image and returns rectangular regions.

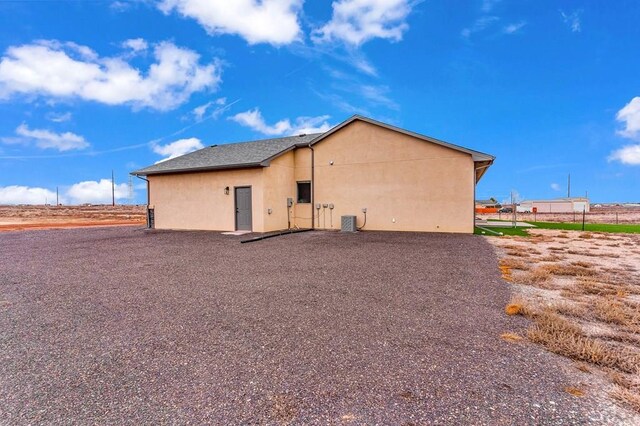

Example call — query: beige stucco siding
[293,148,313,229]
[149,168,264,231]
[262,151,296,232]
[312,120,475,233]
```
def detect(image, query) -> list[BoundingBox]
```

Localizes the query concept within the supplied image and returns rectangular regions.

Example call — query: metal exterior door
[235,187,252,231]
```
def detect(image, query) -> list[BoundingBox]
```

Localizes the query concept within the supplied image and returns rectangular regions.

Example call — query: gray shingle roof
[132,133,321,176]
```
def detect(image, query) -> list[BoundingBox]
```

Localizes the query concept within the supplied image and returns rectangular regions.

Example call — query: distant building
[519,198,590,213]
[475,198,501,208]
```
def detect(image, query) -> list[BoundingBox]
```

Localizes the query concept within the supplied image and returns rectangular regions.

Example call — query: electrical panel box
[287,198,293,207]
[341,215,357,232]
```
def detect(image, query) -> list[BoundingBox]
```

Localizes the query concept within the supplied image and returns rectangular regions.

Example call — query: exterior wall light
[224,186,230,195]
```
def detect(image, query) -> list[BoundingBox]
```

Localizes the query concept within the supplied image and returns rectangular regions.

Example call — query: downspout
[134,174,151,228]
[134,174,150,205]
[307,145,315,229]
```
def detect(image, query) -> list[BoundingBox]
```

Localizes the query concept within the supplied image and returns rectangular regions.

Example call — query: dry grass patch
[571,261,594,268]
[499,258,530,271]
[539,254,564,262]
[520,267,552,285]
[506,250,530,258]
[612,387,640,413]
[542,263,598,277]
[526,310,640,374]
[573,277,620,296]
[579,233,593,239]
[552,301,589,319]
[594,299,640,328]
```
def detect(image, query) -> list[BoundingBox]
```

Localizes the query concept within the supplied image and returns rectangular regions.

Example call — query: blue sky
[1,0,639,205]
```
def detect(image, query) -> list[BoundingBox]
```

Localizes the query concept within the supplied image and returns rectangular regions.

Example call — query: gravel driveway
[0,228,628,424]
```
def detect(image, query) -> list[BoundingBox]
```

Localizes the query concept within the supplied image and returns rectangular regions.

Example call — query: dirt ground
[0,205,146,231]
[1,228,634,424]
[488,229,640,415]
[479,206,640,224]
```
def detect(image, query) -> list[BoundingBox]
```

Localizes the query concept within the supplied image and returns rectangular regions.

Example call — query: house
[132,115,494,233]
[518,198,590,213]
[475,198,501,213]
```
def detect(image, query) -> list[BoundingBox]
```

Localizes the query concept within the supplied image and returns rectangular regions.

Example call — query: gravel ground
[0,228,629,424]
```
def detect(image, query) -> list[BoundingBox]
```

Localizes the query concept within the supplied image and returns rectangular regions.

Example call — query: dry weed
[574,362,591,373]
[526,310,640,374]
[539,254,563,262]
[506,250,530,258]
[552,301,589,319]
[542,264,597,277]
[594,299,630,326]
[611,386,640,413]
[499,258,529,271]
[505,297,534,317]
[501,332,523,342]
[571,261,594,268]
[520,268,552,285]
[564,386,585,397]
[574,277,620,296]
[499,265,513,282]
[579,233,593,239]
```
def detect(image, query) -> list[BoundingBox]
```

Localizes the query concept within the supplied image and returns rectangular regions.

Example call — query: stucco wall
[262,151,296,232]
[312,120,475,233]
[293,148,313,229]
[149,168,264,231]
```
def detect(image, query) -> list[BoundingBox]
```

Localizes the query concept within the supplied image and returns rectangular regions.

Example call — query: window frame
[296,181,311,204]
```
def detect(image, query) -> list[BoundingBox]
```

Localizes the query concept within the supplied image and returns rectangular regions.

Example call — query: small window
[297,181,311,203]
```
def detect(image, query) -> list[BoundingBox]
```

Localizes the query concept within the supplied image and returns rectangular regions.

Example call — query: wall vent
[341,215,357,232]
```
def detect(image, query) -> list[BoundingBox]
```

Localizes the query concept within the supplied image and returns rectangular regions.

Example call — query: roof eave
[131,162,264,176]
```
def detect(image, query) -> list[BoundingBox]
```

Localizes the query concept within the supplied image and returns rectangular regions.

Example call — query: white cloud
[192,97,226,121]
[359,84,398,109]
[158,0,303,45]
[0,185,59,204]
[45,111,72,122]
[0,40,221,111]
[152,137,204,163]
[122,38,148,52]
[481,0,501,12]
[2,123,89,151]
[609,97,640,166]
[503,21,526,34]
[550,183,561,191]
[312,0,413,46]
[461,16,499,38]
[609,145,640,165]
[560,10,581,33]
[230,108,332,136]
[66,179,129,204]
[616,96,640,140]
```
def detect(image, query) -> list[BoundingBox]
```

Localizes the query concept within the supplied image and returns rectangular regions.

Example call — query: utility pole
[111,170,115,207]
[56,187,59,206]
[567,173,571,198]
